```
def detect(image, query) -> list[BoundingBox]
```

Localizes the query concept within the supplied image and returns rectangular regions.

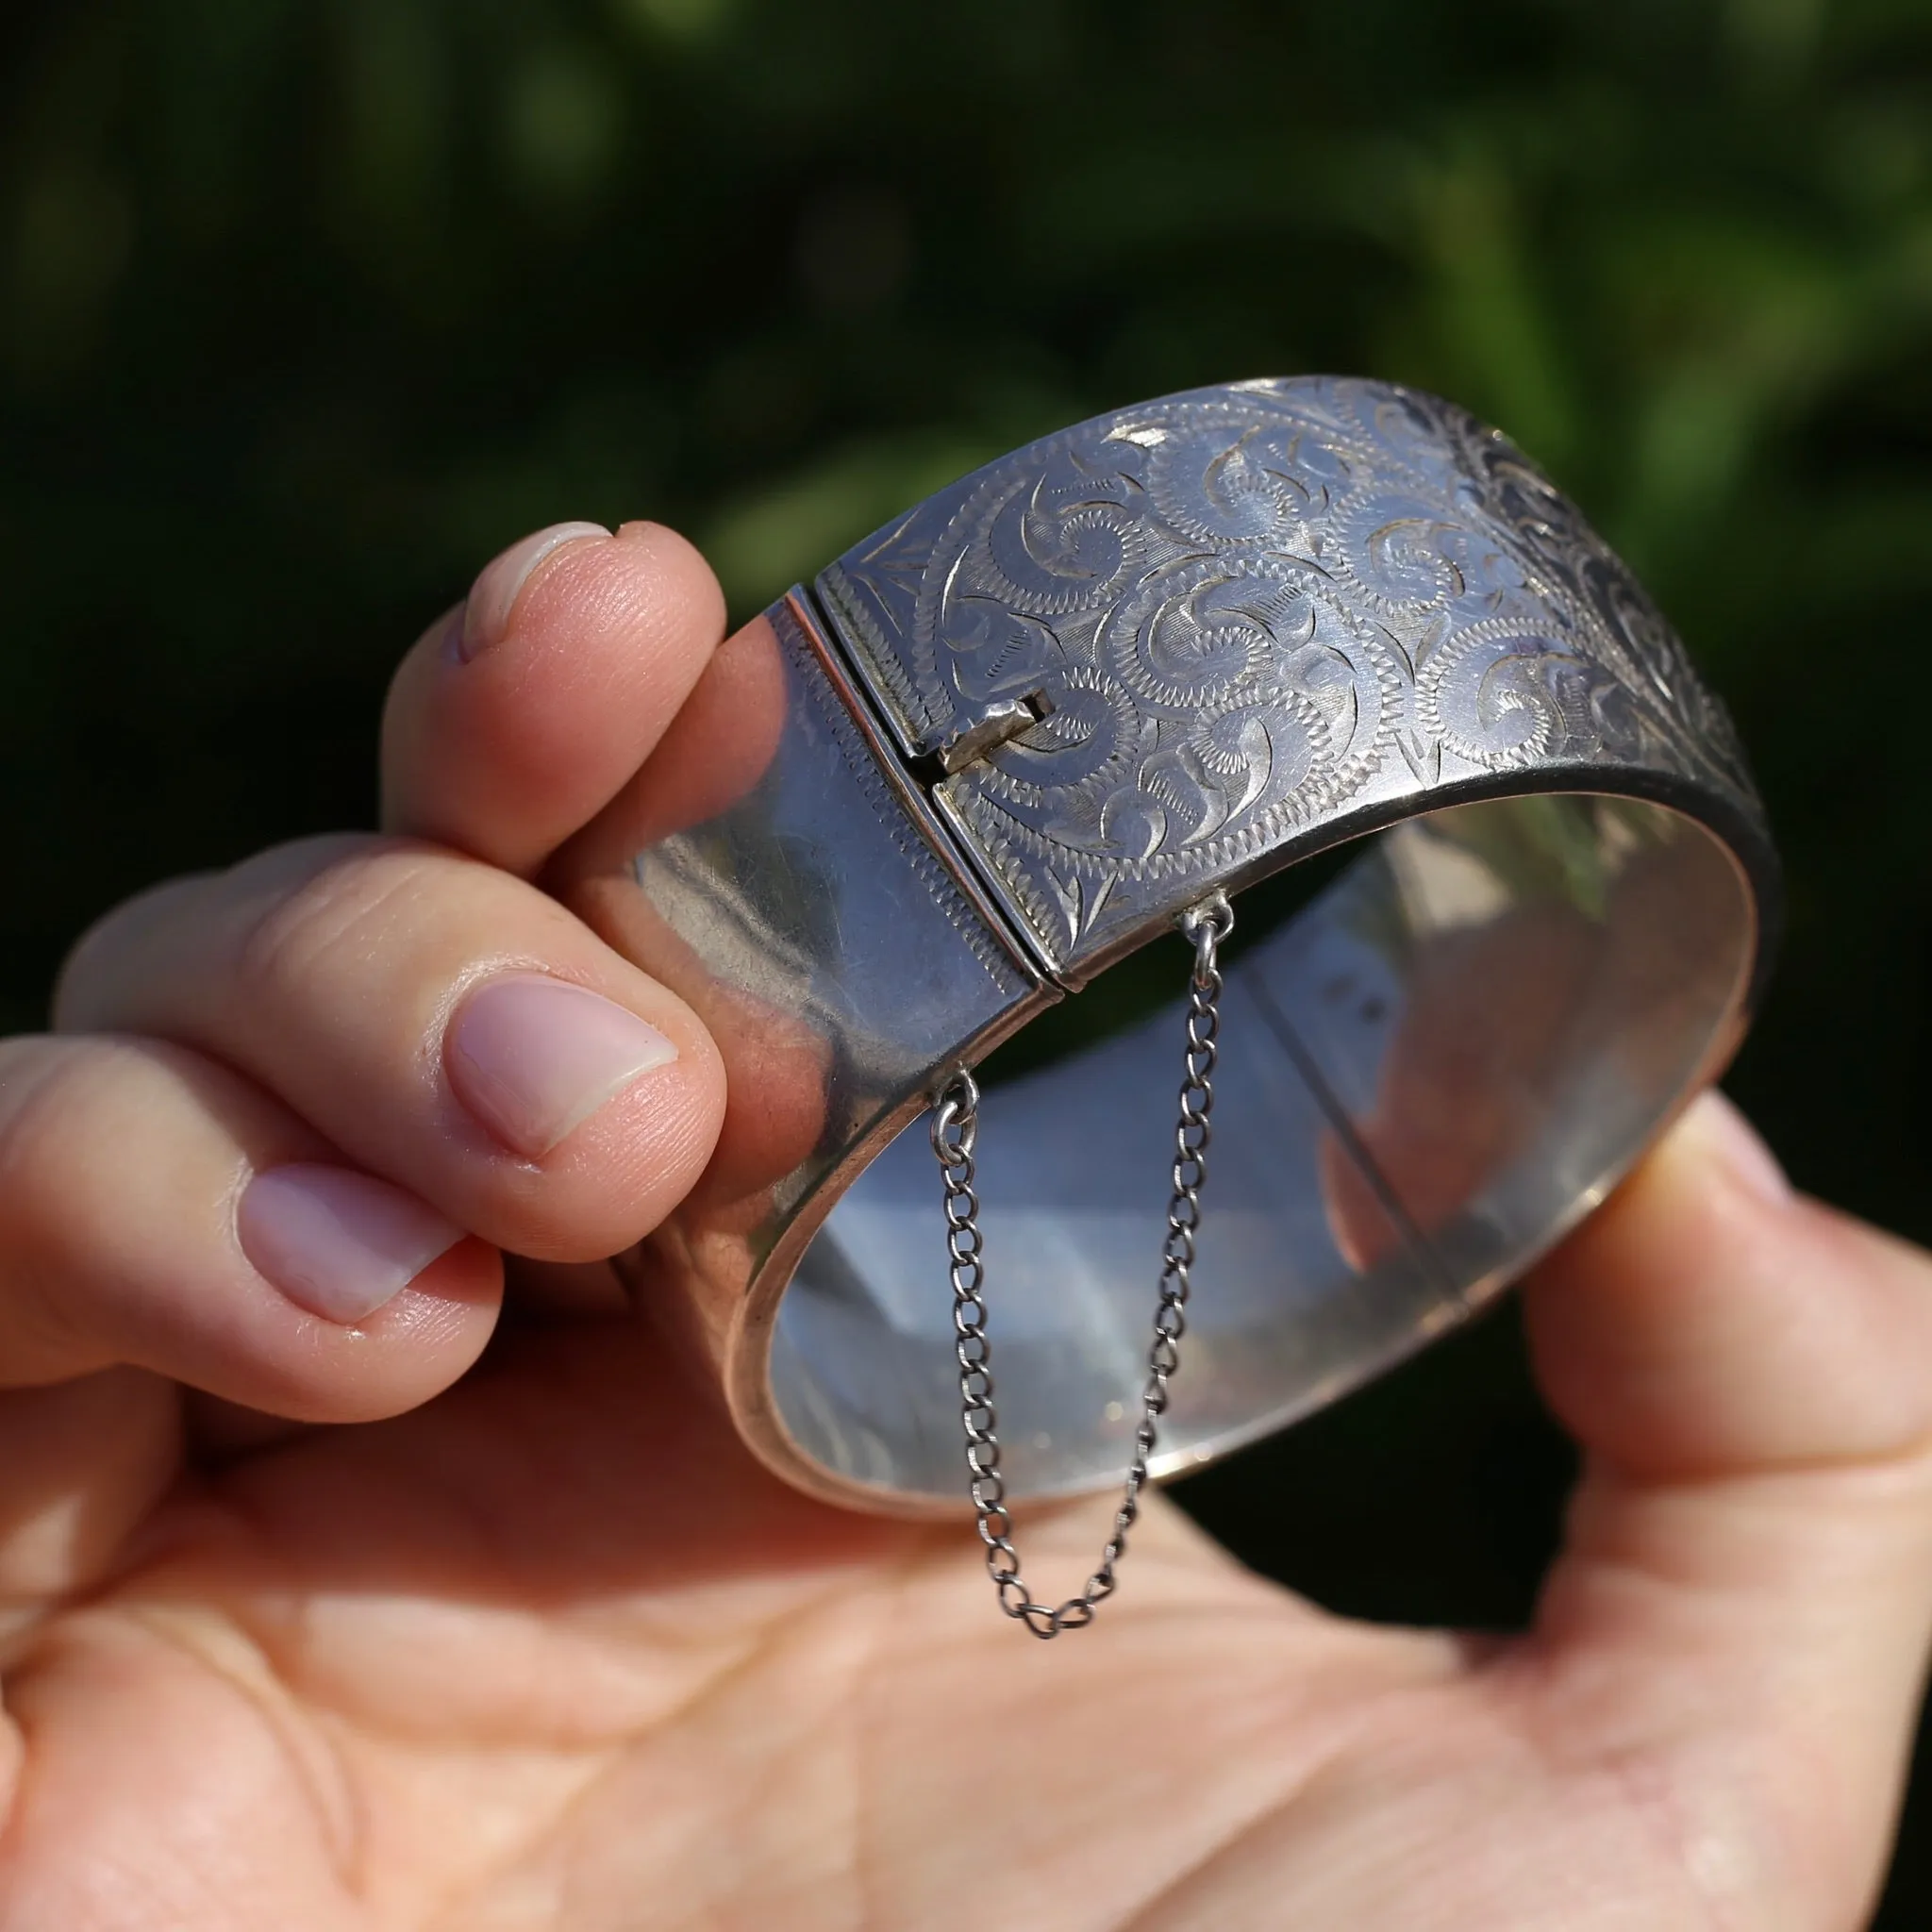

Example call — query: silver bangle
[560,375,1778,1522]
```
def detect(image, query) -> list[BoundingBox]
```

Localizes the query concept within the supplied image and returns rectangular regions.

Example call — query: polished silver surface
[557,376,1778,1518]
[774,793,1755,1504]
[817,375,1762,984]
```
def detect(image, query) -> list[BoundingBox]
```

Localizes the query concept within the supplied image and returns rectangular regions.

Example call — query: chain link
[928,891,1234,1638]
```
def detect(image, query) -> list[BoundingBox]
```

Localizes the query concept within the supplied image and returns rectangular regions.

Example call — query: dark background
[2,0,1927,1917]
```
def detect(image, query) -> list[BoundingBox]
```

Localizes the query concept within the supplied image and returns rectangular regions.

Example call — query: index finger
[380,519,727,875]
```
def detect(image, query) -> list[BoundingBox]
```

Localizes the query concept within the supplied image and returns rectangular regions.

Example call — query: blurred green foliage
[3,0,1928,1218]
[1,0,1929,1913]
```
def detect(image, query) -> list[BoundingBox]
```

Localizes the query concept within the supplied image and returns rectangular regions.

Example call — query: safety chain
[927,891,1234,1638]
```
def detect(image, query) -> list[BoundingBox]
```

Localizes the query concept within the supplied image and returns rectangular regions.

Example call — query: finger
[551,610,794,866]
[54,836,726,1263]
[0,1035,500,1422]
[1520,1093,1932,1924]
[381,520,727,875]
[551,612,833,1207]
[0,1371,180,1621]
[1527,1095,1932,1479]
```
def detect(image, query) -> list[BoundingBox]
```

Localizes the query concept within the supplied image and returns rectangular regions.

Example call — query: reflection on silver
[777,797,1755,1501]
[557,377,1779,1517]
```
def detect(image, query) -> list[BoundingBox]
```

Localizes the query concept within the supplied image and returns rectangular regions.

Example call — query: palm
[8,1241,1910,1932]
[6,532,1924,1930]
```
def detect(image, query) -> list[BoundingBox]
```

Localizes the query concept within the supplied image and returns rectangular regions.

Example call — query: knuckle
[0,1037,175,1241]
[0,1039,138,1357]
[0,1037,104,1221]
[227,836,452,1009]
[52,872,212,1030]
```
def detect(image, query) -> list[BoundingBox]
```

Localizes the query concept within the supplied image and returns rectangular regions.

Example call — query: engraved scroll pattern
[819,377,1759,972]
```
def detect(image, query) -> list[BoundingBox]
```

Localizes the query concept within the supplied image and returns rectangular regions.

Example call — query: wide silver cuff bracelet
[561,376,1779,1518]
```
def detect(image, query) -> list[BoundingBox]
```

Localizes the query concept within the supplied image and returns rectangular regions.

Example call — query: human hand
[1,525,1926,1930]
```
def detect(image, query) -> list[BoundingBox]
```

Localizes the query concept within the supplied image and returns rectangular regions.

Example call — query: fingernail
[454,521,610,662]
[1687,1090,1791,1208]
[239,1165,463,1324]
[446,974,679,1158]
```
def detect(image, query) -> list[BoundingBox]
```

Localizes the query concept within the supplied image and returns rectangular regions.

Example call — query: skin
[0,522,1927,1930]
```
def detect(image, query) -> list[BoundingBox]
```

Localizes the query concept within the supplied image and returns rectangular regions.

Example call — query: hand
[1,525,1926,1931]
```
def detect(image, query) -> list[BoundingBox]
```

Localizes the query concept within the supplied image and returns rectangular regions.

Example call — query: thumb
[1520,1093,1932,1928]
